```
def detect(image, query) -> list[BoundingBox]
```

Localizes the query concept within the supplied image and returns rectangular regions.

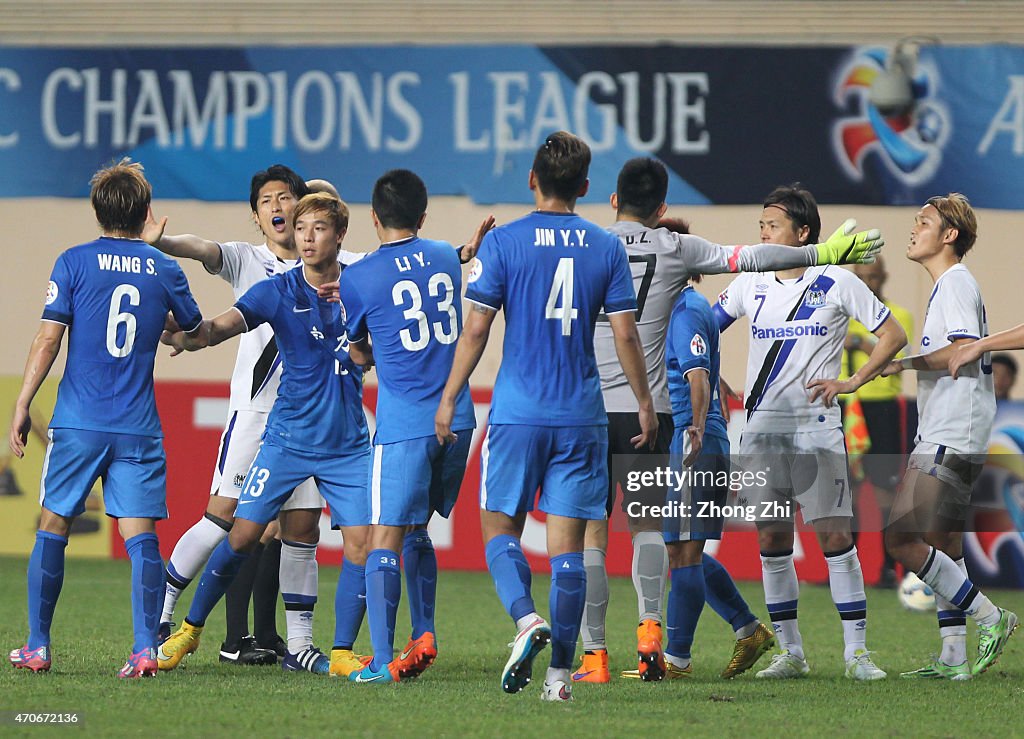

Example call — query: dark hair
[762,184,821,245]
[249,164,307,212]
[926,192,977,259]
[90,158,151,236]
[617,158,668,220]
[992,353,1019,377]
[532,131,591,202]
[372,169,428,230]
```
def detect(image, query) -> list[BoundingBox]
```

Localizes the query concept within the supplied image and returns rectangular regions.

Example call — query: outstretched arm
[9,322,65,457]
[161,307,243,355]
[142,208,223,273]
[608,311,657,449]
[882,337,974,378]
[950,323,1024,378]
[436,304,496,444]
[681,219,883,276]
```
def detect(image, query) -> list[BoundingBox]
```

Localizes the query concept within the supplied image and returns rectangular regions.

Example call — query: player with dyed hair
[716,184,906,680]
[157,193,372,676]
[883,193,1017,679]
[8,159,203,677]
[578,158,888,683]
[146,169,369,673]
[327,169,493,683]
[437,131,657,702]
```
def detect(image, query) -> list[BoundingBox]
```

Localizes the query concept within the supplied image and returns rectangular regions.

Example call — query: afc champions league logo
[832,47,950,186]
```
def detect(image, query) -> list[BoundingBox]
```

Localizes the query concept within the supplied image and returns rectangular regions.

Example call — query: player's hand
[435,398,458,446]
[317,280,341,304]
[949,341,983,379]
[880,360,904,377]
[631,402,658,450]
[163,312,181,334]
[460,215,496,263]
[806,377,856,407]
[719,377,742,423]
[815,218,884,265]
[682,426,703,467]
[9,405,31,458]
[160,329,185,357]
[657,217,691,235]
[141,206,168,247]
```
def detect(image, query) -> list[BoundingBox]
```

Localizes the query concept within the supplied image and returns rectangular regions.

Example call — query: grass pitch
[1,555,1023,737]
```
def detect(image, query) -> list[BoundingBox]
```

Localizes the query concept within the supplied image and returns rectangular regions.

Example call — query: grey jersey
[595,221,822,414]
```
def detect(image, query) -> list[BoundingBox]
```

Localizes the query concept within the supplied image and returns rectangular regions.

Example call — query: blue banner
[0,45,1022,207]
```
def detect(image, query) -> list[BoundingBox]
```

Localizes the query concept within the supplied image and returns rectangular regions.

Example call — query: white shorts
[738,428,851,524]
[210,410,322,511]
[904,441,982,519]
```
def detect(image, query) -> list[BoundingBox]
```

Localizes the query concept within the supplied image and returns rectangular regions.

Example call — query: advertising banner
[0,45,1023,207]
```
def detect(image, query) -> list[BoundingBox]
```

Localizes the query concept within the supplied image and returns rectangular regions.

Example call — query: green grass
[1,556,1023,738]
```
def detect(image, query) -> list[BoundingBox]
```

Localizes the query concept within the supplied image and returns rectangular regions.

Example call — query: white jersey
[718,265,888,434]
[915,263,995,453]
[214,241,363,412]
[595,222,825,414]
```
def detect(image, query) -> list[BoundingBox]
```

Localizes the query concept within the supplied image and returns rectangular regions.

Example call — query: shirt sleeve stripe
[465,296,500,311]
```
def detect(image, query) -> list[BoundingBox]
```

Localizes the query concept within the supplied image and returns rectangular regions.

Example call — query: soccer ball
[898,572,936,612]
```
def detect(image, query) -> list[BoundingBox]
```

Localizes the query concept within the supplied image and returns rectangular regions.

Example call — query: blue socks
[667,564,705,659]
[366,549,402,670]
[334,558,366,649]
[702,553,757,631]
[549,552,586,670]
[403,531,437,639]
[26,531,68,650]
[485,535,535,622]
[125,532,163,654]
[185,539,250,627]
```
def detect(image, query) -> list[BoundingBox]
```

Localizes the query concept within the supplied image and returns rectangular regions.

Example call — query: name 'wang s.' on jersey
[44,236,202,437]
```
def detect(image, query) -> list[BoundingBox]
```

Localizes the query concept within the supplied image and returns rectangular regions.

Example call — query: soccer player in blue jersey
[658,286,772,679]
[436,131,657,702]
[8,159,203,678]
[157,193,372,675]
[332,169,493,684]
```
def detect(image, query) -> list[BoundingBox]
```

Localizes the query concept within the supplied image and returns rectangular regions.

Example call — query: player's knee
[38,507,73,538]
[206,496,237,523]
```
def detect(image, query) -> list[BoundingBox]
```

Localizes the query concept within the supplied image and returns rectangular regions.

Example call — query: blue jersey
[338,236,475,445]
[466,211,636,426]
[234,266,369,454]
[666,287,728,440]
[43,237,202,438]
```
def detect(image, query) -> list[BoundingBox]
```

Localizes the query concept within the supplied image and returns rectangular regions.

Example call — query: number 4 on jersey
[546,257,578,336]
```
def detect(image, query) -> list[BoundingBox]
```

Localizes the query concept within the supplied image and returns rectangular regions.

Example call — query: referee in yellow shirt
[841,258,915,588]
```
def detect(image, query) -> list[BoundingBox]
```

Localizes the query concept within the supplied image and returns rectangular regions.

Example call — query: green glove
[815,218,884,265]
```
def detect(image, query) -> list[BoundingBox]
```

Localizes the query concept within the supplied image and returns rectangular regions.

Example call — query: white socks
[824,544,868,661]
[280,540,318,653]
[162,515,229,622]
[761,551,804,660]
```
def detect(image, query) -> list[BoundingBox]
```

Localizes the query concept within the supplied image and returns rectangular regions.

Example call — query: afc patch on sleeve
[467,258,483,283]
[717,290,729,307]
[690,334,707,356]
[45,280,59,305]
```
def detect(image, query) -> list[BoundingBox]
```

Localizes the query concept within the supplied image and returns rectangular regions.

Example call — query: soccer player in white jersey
[881,193,1016,679]
[578,159,887,683]
[145,167,368,675]
[715,185,906,680]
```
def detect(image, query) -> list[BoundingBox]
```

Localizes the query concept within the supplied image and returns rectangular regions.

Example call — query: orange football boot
[571,649,610,683]
[636,620,666,682]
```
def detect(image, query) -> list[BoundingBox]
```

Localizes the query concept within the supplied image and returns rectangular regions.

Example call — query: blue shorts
[369,432,471,526]
[663,432,730,543]
[234,439,370,528]
[480,424,607,520]
[40,428,167,519]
